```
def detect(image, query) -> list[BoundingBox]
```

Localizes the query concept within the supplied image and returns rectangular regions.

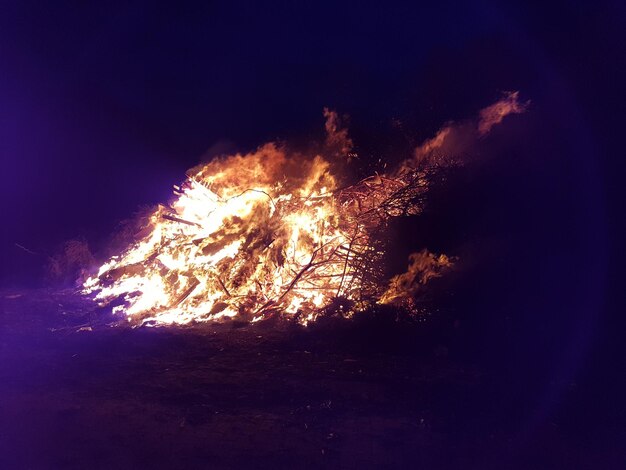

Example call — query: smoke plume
[399,91,528,173]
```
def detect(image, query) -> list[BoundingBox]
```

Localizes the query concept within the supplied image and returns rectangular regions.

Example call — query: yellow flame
[84,144,361,325]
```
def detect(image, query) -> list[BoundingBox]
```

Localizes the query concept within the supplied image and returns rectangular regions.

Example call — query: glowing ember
[84,94,526,325]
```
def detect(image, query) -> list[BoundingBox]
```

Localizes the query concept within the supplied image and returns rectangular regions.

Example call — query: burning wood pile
[83,147,435,325]
[83,93,526,325]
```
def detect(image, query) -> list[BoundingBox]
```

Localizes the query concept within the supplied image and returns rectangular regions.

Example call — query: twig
[15,243,39,256]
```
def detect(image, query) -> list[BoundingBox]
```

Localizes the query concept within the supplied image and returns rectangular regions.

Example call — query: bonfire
[83,93,526,325]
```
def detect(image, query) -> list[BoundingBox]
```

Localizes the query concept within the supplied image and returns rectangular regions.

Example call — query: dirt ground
[0,289,619,469]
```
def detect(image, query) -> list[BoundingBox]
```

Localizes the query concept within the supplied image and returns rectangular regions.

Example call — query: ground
[0,289,616,469]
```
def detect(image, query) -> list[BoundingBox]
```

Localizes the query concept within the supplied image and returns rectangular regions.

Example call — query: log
[162,214,199,227]
[173,277,200,306]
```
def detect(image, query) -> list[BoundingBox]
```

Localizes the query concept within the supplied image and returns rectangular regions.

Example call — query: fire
[84,144,382,325]
[84,94,525,325]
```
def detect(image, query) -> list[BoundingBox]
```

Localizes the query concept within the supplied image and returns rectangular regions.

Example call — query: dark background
[1,0,623,466]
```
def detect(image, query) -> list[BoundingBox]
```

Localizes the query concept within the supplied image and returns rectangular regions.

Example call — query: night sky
[0,2,625,295]
[1,0,624,456]
[1,1,619,279]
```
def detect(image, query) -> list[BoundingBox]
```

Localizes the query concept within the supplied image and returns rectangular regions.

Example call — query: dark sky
[0,0,622,293]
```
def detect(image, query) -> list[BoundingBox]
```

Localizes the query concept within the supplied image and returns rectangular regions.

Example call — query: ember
[84,94,525,325]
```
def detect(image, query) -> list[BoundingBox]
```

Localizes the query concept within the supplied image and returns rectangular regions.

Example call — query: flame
[379,250,454,305]
[84,144,372,325]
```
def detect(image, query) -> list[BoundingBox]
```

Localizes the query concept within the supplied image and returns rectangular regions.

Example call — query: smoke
[47,238,96,285]
[323,108,354,160]
[478,91,527,135]
[399,91,528,173]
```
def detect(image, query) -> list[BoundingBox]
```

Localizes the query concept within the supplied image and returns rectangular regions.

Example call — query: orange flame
[84,144,370,325]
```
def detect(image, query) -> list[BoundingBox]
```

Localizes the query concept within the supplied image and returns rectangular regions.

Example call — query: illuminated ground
[0,289,616,469]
